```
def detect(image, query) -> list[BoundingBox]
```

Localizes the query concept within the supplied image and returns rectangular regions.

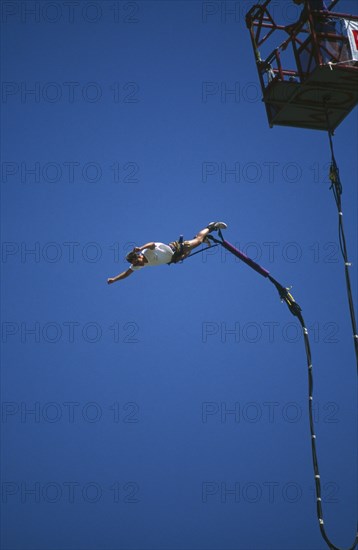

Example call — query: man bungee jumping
[107,221,227,284]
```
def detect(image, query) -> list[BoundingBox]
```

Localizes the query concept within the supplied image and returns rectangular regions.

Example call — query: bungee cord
[182,226,357,550]
[239,2,357,547]
[324,105,358,367]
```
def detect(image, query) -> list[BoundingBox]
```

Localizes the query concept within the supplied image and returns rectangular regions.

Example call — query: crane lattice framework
[246,0,358,130]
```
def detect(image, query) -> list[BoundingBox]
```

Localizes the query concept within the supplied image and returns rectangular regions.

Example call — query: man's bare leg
[183,227,210,254]
[183,222,227,255]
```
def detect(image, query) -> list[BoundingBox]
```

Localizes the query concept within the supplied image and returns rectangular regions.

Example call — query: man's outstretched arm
[107,268,134,284]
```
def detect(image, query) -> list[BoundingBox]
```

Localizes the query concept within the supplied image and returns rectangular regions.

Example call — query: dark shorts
[168,240,191,263]
[168,240,190,254]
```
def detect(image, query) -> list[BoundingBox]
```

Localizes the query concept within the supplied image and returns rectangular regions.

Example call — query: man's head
[126,250,139,263]
[126,250,145,266]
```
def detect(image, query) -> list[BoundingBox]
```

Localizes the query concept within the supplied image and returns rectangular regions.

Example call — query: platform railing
[248,7,358,90]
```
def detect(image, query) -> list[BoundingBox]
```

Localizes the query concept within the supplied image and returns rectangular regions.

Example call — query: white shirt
[130,242,174,271]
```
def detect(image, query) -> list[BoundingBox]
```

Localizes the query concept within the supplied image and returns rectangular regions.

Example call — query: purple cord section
[221,239,270,278]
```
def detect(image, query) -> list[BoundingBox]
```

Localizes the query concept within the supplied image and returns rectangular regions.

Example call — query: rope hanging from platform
[325,112,358,367]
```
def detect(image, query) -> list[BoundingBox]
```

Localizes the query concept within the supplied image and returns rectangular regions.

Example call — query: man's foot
[207,221,228,232]
[107,278,114,284]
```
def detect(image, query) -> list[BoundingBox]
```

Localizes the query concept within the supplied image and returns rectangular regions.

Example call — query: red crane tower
[246,0,358,130]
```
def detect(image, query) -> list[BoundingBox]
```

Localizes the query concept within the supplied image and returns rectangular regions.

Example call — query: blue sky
[1,1,357,549]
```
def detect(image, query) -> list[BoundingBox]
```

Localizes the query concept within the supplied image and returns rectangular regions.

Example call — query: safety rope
[183,243,220,260]
[324,107,358,368]
[169,241,220,264]
[188,229,357,550]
